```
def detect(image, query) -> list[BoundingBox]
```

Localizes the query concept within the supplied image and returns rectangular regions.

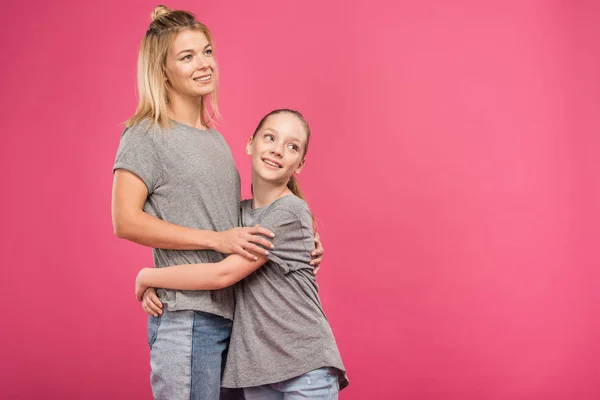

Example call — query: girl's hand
[141,287,163,317]
[214,225,275,260]
[310,232,324,275]
[135,268,151,301]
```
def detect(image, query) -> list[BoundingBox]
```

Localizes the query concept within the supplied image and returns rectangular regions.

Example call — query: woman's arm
[112,169,274,258]
[135,254,268,299]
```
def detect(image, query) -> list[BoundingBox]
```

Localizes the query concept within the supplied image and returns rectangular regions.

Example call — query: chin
[196,89,214,97]
[257,171,284,184]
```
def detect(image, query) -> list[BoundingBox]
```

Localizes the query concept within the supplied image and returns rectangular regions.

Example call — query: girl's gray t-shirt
[113,120,240,319]
[222,195,348,390]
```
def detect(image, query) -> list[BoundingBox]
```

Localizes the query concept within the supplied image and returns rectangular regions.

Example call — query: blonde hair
[126,5,220,128]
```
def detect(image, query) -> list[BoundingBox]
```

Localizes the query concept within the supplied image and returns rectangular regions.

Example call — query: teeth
[194,75,210,81]
[264,160,280,168]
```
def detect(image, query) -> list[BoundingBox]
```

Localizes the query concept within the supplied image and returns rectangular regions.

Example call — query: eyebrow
[176,44,212,56]
[263,128,304,143]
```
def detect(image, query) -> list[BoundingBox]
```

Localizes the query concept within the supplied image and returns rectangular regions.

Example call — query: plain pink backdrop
[1,0,599,399]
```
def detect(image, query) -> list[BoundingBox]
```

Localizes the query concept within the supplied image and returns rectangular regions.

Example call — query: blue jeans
[148,310,233,400]
[243,368,340,400]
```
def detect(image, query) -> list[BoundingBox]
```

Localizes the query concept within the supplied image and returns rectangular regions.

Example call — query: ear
[295,158,306,174]
[245,137,253,155]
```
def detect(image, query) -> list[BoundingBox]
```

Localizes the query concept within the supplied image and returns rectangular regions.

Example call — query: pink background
[1,0,599,399]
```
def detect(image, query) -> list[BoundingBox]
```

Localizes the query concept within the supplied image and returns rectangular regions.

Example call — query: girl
[112,6,324,400]
[136,109,349,399]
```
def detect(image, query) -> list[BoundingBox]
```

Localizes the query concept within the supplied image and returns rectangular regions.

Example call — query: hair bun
[151,5,171,21]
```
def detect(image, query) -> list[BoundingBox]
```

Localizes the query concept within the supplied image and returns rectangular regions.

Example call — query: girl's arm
[135,254,268,300]
[112,169,274,259]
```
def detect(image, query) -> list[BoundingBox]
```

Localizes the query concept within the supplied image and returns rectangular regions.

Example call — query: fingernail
[265,251,269,255]
[254,256,258,261]
[271,244,275,249]
[309,261,314,265]
[271,233,275,237]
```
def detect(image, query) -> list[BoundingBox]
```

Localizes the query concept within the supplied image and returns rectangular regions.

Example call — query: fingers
[234,245,259,261]
[311,233,323,272]
[310,243,323,266]
[246,234,274,251]
[313,234,323,253]
[245,243,271,259]
[142,288,163,317]
[310,255,323,267]
[235,243,269,260]
[251,224,275,238]
[313,264,321,275]
[143,297,162,317]
[148,291,163,310]
[142,301,161,317]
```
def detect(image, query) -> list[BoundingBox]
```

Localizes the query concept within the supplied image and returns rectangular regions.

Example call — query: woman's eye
[204,49,213,56]
[181,54,193,61]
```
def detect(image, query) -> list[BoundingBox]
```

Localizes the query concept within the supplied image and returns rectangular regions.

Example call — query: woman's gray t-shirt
[113,120,240,319]
[222,195,348,390]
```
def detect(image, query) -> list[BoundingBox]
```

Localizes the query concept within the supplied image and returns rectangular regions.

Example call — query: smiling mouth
[262,158,282,168]
[193,74,211,82]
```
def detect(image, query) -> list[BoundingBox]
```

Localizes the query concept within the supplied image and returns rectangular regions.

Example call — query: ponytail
[286,175,304,199]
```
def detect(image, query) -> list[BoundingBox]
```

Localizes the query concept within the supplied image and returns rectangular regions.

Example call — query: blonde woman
[111,6,323,400]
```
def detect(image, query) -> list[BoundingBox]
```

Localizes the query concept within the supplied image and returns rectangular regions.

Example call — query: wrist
[138,267,151,285]
[204,230,221,251]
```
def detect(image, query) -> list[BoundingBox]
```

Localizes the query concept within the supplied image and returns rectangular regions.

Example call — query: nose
[270,144,283,157]
[196,55,209,69]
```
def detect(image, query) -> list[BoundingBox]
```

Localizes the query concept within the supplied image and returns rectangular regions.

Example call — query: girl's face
[247,113,308,185]
[165,29,216,99]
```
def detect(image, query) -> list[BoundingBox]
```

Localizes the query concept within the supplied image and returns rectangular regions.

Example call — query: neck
[251,174,292,209]
[168,92,206,129]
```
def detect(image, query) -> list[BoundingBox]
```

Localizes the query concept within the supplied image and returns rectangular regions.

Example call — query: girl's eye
[264,134,274,141]
[288,144,299,151]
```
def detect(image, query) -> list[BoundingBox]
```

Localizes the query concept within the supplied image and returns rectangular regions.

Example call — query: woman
[112,6,324,400]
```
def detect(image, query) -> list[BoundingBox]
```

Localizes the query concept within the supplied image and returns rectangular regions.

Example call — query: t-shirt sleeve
[259,207,315,274]
[113,126,163,194]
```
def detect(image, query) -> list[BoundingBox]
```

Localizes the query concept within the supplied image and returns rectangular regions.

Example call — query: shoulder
[270,194,308,212]
[121,120,160,140]
[270,195,309,215]
[262,196,312,229]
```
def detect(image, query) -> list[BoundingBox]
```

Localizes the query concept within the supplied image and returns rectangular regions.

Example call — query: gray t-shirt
[222,195,348,390]
[113,120,240,319]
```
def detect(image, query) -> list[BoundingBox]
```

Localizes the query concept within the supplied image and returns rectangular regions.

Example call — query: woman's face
[165,29,216,99]
[247,113,308,185]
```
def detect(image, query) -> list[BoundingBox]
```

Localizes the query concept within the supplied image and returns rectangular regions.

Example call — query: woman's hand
[214,225,275,260]
[140,287,163,317]
[310,232,324,275]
